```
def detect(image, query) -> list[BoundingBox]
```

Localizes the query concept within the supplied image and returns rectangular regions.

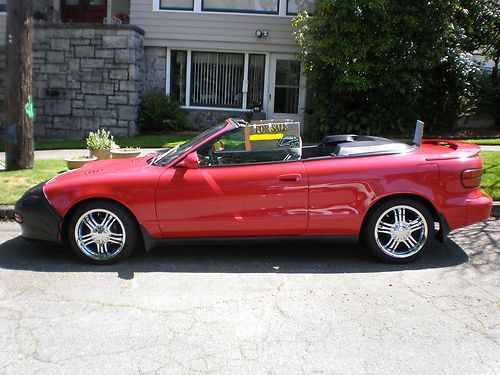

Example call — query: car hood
[46,156,156,186]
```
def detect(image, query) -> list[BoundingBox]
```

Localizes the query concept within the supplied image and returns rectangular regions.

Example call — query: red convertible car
[15,118,492,264]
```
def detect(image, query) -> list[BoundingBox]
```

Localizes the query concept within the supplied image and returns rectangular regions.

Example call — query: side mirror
[177,152,199,169]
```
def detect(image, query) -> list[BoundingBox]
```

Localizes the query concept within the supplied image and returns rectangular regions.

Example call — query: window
[169,50,266,111]
[202,0,279,14]
[160,0,194,10]
[170,50,187,105]
[191,52,244,108]
[197,127,301,166]
[274,60,301,114]
[247,54,266,110]
[287,0,315,15]
[0,0,6,11]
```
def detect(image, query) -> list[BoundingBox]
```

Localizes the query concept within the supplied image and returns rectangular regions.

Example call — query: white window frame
[158,0,194,11]
[153,0,295,17]
[167,48,269,113]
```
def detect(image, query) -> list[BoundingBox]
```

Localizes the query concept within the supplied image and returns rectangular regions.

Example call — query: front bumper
[14,182,62,243]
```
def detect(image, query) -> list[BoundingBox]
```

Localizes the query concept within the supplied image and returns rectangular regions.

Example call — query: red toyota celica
[15,118,492,264]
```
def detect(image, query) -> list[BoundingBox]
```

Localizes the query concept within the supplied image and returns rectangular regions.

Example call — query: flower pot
[65,156,98,170]
[89,148,112,160]
[111,148,142,159]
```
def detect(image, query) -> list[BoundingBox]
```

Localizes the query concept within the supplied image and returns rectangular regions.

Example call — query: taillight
[461,168,483,188]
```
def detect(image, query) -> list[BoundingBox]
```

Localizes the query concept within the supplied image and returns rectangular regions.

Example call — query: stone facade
[0,23,255,141]
[31,23,144,140]
[144,47,166,94]
[187,109,252,130]
[0,47,4,136]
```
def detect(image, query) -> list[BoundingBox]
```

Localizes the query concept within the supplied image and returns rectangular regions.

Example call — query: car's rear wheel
[68,200,137,264]
[363,198,435,263]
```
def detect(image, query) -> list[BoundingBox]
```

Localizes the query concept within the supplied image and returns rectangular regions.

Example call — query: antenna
[413,120,424,146]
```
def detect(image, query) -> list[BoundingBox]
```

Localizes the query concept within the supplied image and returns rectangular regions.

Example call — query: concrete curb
[2,202,499,221]
[491,202,500,218]
[0,205,15,221]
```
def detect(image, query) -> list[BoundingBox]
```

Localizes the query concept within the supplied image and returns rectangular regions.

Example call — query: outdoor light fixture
[255,29,269,38]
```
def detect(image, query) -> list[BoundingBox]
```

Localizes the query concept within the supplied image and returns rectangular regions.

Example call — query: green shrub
[138,93,190,133]
[293,0,498,139]
[474,73,500,126]
[86,129,118,150]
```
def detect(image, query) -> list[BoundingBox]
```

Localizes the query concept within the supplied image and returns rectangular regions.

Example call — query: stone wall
[187,109,251,130]
[0,47,4,137]
[0,23,145,142]
[31,23,144,140]
[144,47,166,94]
[0,24,254,141]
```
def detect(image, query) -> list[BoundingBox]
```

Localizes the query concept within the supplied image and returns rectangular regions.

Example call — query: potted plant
[86,129,118,160]
[111,146,142,159]
[64,155,98,170]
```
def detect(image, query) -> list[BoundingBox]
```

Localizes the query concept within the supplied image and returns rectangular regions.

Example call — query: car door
[155,156,308,238]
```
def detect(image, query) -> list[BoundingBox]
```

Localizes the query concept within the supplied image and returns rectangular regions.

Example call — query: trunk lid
[421,140,481,161]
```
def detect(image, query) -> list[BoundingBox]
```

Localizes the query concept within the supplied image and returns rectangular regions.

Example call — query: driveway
[0,219,498,374]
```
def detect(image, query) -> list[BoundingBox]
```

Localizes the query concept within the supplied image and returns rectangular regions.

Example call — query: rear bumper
[14,182,62,243]
[465,191,493,226]
[438,190,492,234]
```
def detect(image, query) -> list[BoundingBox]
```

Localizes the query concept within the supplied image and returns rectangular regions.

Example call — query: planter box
[111,149,141,159]
[90,148,112,160]
[65,156,98,170]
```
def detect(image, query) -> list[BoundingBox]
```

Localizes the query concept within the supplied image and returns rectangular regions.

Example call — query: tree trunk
[4,0,34,170]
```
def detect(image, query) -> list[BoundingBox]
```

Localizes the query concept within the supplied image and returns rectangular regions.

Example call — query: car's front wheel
[68,200,138,264]
[363,198,435,263]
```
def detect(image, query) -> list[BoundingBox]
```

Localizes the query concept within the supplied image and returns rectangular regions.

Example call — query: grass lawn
[1,152,498,205]
[0,133,197,152]
[0,159,67,205]
[463,139,500,145]
[480,151,500,201]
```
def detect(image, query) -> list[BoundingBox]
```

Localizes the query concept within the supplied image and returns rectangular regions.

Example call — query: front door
[268,54,305,122]
[156,161,308,238]
[61,0,107,23]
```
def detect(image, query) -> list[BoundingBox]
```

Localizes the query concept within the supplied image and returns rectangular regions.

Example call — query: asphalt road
[0,220,498,374]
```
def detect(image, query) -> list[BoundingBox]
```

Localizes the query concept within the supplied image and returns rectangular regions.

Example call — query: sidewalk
[480,145,500,151]
[0,148,161,162]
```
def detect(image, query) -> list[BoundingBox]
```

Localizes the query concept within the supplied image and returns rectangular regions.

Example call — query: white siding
[0,13,5,46]
[130,0,299,53]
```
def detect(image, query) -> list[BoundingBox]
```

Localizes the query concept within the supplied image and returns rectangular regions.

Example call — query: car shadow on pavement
[0,236,469,279]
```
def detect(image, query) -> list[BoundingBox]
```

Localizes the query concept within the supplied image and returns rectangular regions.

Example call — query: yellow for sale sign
[245,121,300,151]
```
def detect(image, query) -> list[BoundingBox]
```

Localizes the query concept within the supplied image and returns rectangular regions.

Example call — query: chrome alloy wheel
[374,205,428,258]
[74,209,126,261]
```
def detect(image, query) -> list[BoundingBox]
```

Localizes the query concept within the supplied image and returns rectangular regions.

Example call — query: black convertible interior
[301,134,414,159]
[198,134,414,166]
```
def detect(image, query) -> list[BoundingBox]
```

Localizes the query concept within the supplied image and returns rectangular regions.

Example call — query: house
[0,0,313,140]
[133,0,312,122]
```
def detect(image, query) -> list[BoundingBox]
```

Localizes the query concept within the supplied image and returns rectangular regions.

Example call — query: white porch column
[106,0,113,23]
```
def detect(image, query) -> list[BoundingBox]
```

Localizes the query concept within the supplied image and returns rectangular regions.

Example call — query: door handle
[278,173,302,181]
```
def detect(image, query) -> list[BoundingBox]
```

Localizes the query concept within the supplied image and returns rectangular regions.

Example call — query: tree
[455,0,499,77]
[293,0,498,138]
[4,0,34,170]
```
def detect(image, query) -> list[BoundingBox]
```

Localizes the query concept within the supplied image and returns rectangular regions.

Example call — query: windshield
[151,123,227,166]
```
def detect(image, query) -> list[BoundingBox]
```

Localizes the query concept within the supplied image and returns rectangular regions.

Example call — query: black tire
[363,198,435,263]
[67,200,138,264]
